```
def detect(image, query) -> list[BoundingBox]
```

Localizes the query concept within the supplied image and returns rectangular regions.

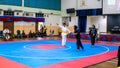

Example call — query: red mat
[67,39,120,46]
[0,56,30,68]
[30,44,64,50]
[41,50,118,68]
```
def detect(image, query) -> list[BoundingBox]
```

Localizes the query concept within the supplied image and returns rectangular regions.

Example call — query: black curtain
[78,16,87,33]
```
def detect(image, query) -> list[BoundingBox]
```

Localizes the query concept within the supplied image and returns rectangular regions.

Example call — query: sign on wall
[103,0,120,14]
[77,0,102,9]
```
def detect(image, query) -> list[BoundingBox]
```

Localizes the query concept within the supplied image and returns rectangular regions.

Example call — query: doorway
[3,22,14,35]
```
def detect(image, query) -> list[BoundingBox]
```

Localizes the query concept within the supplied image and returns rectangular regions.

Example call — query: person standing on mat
[89,24,97,47]
[57,23,71,47]
[118,46,120,68]
[74,25,84,51]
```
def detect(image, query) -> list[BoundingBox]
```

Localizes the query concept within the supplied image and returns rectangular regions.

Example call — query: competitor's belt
[62,32,68,34]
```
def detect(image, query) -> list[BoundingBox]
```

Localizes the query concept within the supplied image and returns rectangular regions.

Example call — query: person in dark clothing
[40,25,44,37]
[17,30,21,39]
[35,31,39,37]
[43,25,47,37]
[21,30,26,39]
[74,25,84,51]
[89,24,97,47]
[28,30,33,38]
[118,46,120,68]
[32,32,36,38]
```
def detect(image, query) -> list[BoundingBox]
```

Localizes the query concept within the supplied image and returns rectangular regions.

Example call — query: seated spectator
[17,30,21,39]
[39,31,43,37]
[22,30,27,39]
[3,27,11,40]
[28,30,33,38]
[38,31,42,37]
[0,31,3,38]
[32,32,36,38]
[35,31,39,37]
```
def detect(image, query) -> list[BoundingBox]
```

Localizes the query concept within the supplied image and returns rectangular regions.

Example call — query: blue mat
[0,40,118,68]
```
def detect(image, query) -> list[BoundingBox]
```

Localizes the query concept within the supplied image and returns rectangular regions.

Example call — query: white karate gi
[58,25,71,46]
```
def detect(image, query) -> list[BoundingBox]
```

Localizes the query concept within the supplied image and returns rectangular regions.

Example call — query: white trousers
[62,34,67,46]
[4,34,10,40]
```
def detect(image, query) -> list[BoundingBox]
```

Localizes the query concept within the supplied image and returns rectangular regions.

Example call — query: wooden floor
[0,37,119,68]
[87,58,118,68]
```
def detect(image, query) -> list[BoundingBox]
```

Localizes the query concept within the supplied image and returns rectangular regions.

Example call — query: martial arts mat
[0,40,118,68]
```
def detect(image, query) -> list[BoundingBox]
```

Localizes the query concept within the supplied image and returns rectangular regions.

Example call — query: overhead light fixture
[39,11,42,13]
[8,8,12,11]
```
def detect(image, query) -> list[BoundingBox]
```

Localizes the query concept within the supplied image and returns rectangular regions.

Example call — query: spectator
[22,30,26,39]
[17,30,21,39]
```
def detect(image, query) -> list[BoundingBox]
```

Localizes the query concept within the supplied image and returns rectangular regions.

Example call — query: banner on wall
[0,16,45,22]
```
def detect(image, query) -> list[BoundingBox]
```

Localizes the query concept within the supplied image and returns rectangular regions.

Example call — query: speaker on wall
[66,8,75,13]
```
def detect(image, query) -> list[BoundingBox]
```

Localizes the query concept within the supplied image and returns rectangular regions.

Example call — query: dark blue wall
[76,9,102,16]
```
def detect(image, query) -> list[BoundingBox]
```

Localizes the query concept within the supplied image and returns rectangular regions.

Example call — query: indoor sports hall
[0,0,120,68]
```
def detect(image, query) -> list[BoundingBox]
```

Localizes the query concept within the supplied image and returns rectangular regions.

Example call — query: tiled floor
[87,58,118,68]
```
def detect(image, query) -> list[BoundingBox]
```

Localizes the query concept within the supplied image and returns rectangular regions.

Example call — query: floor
[0,37,119,68]
[87,58,118,68]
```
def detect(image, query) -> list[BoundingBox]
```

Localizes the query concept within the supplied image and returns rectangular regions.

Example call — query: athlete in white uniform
[3,27,10,40]
[57,23,71,47]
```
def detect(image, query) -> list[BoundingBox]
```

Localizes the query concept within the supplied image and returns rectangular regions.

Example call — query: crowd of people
[2,25,47,40]
[16,25,47,39]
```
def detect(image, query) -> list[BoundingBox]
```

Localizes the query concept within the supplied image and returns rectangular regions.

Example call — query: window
[36,13,44,17]
[4,11,14,16]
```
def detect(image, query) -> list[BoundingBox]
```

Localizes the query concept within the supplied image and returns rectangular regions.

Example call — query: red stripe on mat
[30,44,64,50]
[0,56,31,68]
[41,50,118,68]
